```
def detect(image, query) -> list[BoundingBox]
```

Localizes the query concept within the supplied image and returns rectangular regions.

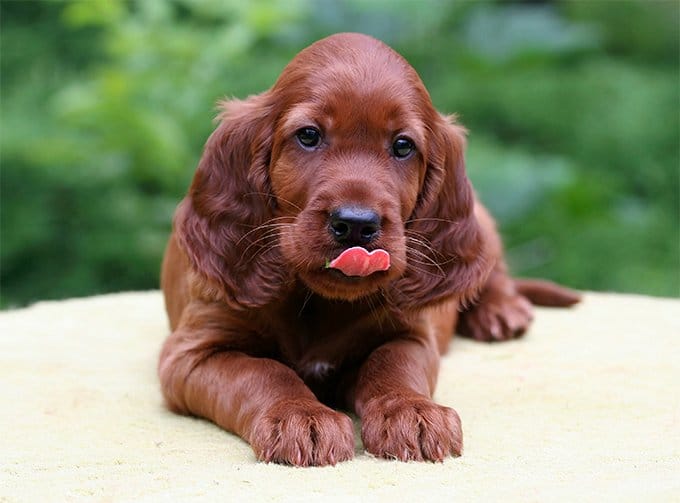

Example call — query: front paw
[250,398,354,467]
[361,393,462,462]
[460,293,533,342]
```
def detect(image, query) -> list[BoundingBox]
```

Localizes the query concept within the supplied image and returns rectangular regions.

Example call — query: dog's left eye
[296,127,322,149]
[392,137,415,159]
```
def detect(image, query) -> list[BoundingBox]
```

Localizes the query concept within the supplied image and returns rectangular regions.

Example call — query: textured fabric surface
[1,291,678,502]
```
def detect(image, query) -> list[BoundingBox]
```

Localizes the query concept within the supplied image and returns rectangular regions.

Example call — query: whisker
[404,235,458,265]
[405,245,445,267]
[391,252,447,280]
[366,293,388,333]
[298,288,314,317]
[405,217,459,226]
[404,230,434,245]
[236,215,296,229]
[235,221,291,247]
[237,230,284,254]
[404,233,443,257]
[240,228,283,258]
[376,286,400,331]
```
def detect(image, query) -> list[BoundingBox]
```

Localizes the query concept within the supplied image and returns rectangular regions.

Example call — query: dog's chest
[272,294,390,382]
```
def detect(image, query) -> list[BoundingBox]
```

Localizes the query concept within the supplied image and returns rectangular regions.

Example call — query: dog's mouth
[325,246,391,277]
[293,245,394,301]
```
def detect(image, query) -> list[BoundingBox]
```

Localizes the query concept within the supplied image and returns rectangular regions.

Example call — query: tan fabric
[1,292,678,501]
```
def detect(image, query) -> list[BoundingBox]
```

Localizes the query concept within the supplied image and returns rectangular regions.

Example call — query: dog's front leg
[351,335,462,461]
[158,302,354,467]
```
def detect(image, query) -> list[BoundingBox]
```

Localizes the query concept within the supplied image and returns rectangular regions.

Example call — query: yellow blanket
[1,292,678,501]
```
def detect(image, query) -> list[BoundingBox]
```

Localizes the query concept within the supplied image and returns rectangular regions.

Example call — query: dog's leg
[158,303,354,467]
[349,335,463,461]
[455,201,534,342]
[457,263,534,341]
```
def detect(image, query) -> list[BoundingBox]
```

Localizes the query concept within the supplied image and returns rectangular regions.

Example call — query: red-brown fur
[159,33,580,466]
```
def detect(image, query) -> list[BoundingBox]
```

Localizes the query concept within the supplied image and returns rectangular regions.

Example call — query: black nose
[329,206,381,246]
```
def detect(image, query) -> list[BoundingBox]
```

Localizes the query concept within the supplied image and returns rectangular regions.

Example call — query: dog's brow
[281,104,320,133]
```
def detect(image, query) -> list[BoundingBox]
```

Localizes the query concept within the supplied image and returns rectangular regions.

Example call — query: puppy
[159,33,580,466]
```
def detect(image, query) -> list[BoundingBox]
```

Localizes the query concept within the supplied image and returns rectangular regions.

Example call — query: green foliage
[1,0,678,307]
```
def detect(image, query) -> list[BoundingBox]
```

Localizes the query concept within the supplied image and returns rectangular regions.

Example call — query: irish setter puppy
[159,33,579,466]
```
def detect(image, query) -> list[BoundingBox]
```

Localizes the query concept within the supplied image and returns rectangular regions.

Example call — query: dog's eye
[392,137,415,159]
[296,127,322,149]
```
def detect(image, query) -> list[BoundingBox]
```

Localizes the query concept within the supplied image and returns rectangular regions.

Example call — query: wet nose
[329,206,381,246]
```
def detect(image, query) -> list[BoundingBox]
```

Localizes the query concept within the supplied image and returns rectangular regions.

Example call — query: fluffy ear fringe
[389,115,492,311]
[174,94,292,309]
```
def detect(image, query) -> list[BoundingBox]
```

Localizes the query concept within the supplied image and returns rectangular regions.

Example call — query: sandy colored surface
[1,291,678,502]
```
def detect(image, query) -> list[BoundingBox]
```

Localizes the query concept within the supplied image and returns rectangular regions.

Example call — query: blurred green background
[1,0,678,308]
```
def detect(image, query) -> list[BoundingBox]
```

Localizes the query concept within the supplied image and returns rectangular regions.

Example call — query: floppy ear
[390,115,492,310]
[174,93,291,309]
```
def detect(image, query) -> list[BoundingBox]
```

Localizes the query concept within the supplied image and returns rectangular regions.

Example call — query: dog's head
[176,33,489,310]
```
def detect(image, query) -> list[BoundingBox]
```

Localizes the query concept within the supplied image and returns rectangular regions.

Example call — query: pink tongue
[327,247,390,277]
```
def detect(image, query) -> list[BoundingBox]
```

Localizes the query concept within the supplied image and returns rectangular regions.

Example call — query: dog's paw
[361,393,462,462]
[250,398,354,467]
[459,292,533,342]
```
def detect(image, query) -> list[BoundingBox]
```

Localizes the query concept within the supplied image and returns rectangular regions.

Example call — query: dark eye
[392,137,415,159]
[296,127,322,149]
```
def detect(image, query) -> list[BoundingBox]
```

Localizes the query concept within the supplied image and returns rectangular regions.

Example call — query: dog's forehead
[274,34,427,104]
[274,36,430,138]
[279,88,426,147]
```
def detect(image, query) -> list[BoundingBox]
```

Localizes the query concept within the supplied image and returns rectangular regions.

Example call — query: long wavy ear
[174,93,291,309]
[390,115,492,310]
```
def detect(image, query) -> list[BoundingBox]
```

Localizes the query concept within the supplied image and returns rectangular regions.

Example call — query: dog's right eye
[296,127,322,149]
